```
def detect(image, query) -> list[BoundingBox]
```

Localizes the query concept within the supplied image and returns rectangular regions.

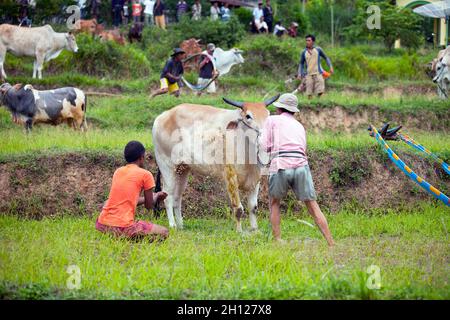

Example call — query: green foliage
[273,0,308,34]
[51,33,151,78]
[345,1,424,51]
[329,151,372,187]
[234,7,253,28]
[172,15,246,48]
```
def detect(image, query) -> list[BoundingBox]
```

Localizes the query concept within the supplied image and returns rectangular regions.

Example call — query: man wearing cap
[197,43,219,96]
[260,93,334,246]
[298,34,334,99]
[151,48,185,98]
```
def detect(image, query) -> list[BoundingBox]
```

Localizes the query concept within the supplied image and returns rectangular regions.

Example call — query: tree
[345,0,423,51]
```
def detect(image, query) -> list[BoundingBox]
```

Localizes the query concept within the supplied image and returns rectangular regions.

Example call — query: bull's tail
[81,94,88,131]
[153,168,163,218]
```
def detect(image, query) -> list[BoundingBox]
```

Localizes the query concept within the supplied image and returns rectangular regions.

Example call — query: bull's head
[0,83,12,105]
[232,48,245,64]
[66,31,78,53]
[223,94,280,131]
[433,61,448,83]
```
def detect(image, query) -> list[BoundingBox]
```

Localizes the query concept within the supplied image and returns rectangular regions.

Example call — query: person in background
[197,43,218,96]
[220,3,231,22]
[255,15,268,34]
[192,0,202,21]
[112,0,123,28]
[273,21,286,37]
[90,0,101,20]
[151,48,185,98]
[143,0,155,25]
[298,34,334,99]
[287,22,298,38]
[131,0,142,23]
[210,1,220,21]
[176,0,189,22]
[153,0,166,29]
[260,93,334,246]
[252,2,263,22]
[122,1,130,25]
[96,141,169,241]
[263,0,274,33]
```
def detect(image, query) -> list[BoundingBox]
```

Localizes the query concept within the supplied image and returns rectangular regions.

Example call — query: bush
[234,7,253,29]
[50,34,151,78]
[171,15,246,48]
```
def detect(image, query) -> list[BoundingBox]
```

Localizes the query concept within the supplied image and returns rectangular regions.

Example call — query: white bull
[213,48,245,76]
[0,24,78,80]
[152,95,279,231]
[433,48,450,99]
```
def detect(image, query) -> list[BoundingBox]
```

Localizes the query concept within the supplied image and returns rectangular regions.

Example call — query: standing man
[197,43,218,96]
[210,1,220,21]
[298,34,333,99]
[153,0,166,29]
[192,0,202,21]
[143,0,155,25]
[131,0,143,24]
[96,141,169,241]
[260,93,334,246]
[176,0,189,22]
[151,48,185,98]
[263,0,274,33]
[112,0,123,28]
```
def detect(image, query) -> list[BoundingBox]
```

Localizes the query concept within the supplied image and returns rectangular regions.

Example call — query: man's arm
[318,47,333,73]
[298,50,306,78]
[137,188,167,210]
[259,118,273,153]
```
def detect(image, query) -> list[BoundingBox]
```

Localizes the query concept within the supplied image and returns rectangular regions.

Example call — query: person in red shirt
[132,0,143,24]
[96,141,169,240]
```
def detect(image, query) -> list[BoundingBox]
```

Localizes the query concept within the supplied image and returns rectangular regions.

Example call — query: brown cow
[98,29,126,46]
[76,19,104,35]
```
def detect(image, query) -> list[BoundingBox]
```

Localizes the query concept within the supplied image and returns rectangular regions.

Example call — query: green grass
[0,202,448,299]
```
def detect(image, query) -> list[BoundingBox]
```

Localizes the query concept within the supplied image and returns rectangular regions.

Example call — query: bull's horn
[223,97,244,109]
[264,94,281,106]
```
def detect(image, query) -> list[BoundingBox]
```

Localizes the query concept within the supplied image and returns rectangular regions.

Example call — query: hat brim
[171,51,186,57]
[273,101,299,113]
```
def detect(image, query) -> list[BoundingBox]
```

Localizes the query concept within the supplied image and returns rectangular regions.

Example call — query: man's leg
[305,75,314,99]
[304,200,334,246]
[151,78,169,97]
[270,197,282,241]
[316,74,325,98]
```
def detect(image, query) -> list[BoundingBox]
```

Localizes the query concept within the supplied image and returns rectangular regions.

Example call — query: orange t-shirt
[98,164,155,227]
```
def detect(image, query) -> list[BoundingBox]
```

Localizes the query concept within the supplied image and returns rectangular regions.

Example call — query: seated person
[287,22,298,38]
[255,16,269,33]
[151,48,185,98]
[273,21,286,37]
[96,141,168,241]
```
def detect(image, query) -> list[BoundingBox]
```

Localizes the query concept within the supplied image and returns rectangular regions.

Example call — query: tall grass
[0,202,448,299]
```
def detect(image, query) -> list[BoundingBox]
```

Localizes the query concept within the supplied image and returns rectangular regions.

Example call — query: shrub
[171,15,246,48]
[50,33,151,78]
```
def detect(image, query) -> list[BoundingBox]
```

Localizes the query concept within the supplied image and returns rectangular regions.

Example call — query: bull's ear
[12,83,23,90]
[226,121,239,130]
[264,94,280,106]
[223,97,244,109]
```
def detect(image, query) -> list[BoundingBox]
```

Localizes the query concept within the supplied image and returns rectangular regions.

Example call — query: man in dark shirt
[263,0,274,33]
[151,48,185,98]
[197,43,218,96]
[153,0,166,29]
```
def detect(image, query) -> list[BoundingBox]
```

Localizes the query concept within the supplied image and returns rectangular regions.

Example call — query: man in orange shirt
[96,141,169,240]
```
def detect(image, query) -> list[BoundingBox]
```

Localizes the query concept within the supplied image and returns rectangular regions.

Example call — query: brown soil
[0,151,448,219]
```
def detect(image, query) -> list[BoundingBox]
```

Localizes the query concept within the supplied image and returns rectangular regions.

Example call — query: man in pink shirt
[260,93,334,246]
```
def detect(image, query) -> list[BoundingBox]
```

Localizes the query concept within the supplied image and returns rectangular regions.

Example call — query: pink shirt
[260,112,308,173]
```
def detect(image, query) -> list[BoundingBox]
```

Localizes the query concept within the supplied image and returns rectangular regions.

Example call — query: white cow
[152,95,280,231]
[213,48,245,76]
[433,47,450,99]
[0,24,78,80]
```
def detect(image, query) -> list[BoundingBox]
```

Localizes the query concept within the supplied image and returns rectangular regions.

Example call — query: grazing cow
[0,83,87,132]
[76,19,100,35]
[98,29,126,45]
[213,48,245,76]
[0,24,78,80]
[128,23,144,44]
[152,94,280,231]
[180,38,202,71]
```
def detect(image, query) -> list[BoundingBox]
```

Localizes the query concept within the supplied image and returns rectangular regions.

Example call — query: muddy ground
[0,150,448,219]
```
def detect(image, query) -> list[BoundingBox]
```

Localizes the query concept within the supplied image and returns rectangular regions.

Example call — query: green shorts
[269,165,317,201]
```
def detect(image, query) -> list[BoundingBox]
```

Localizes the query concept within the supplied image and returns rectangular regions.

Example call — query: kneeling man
[96,141,169,240]
[260,93,334,246]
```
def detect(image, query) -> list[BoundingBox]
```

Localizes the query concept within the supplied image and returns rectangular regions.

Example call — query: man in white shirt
[252,2,264,22]
[143,0,155,25]
[210,1,220,21]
